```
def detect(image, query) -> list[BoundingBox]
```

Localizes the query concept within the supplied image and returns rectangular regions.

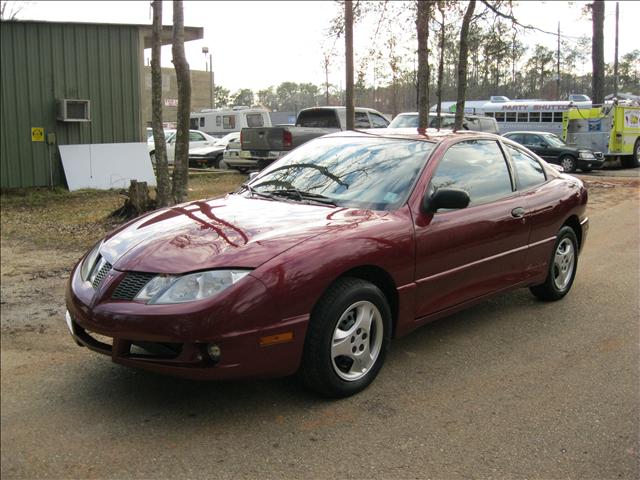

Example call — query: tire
[210,154,223,169]
[299,277,392,398]
[530,226,579,301]
[559,155,577,173]
[624,139,640,168]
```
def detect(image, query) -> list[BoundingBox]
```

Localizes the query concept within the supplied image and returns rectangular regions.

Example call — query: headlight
[579,151,595,159]
[80,241,102,282]
[134,270,251,304]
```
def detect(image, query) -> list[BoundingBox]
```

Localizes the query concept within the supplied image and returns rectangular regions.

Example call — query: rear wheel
[560,155,577,173]
[299,277,391,398]
[530,226,578,301]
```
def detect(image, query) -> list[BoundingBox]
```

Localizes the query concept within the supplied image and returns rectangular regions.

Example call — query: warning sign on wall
[31,127,44,142]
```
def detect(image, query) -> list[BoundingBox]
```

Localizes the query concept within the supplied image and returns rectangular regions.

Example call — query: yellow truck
[563,104,640,168]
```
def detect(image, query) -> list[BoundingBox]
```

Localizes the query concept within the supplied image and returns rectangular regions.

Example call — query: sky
[7,0,639,94]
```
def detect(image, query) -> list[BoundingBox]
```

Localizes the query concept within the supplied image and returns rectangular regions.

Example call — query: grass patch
[1,172,246,252]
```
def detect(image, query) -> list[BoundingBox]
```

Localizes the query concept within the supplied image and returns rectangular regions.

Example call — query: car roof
[324,128,498,143]
[503,131,558,135]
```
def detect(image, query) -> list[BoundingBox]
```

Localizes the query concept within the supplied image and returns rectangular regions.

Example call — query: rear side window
[370,112,389,128]
[505,144,546,190]
[246,113,264,128]
[355,112,370,128]
[430,140,514,206]
[296,110,340,128]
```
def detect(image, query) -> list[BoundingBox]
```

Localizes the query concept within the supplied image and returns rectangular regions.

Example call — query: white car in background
[188,132,241,169]
[148,129,216,164]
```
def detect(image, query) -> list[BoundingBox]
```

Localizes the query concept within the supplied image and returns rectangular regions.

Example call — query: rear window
[296,110,340,128]
[246,113,264,128]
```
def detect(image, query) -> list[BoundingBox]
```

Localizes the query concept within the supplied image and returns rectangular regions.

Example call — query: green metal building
[0,20,202,188]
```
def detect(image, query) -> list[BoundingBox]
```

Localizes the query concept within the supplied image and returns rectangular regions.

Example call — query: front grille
[92,260,112,289]
[112,272,156,300]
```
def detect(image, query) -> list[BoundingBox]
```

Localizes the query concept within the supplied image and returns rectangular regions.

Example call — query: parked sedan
[149,130,217,164]
[65,129,588,397]
[188,132,240,168]
[503,131,604,173]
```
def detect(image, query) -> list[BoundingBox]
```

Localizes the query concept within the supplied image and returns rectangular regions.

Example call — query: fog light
[206,343,221,363]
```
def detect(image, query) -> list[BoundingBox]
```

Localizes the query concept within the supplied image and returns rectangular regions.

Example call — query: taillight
[283,130,292,148]
[240,130,243,145]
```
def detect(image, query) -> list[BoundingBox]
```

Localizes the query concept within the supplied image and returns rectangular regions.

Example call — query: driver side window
[430,140,514,207]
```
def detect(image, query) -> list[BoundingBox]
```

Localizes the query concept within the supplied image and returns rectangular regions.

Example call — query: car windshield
[542,134,566,147]
[246,136,435,210]
[389,114,418,128]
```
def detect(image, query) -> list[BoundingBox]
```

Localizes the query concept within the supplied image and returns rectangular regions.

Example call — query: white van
[190,107,272,137]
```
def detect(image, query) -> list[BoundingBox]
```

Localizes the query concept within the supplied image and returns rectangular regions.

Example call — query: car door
[413,139,530,318]
[523,134,555,162]
[189,131,209,150]
[166,133,176,163]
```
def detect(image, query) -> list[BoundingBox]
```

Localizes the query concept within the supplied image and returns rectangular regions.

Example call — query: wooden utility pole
[416,0,430,129]
[345,0,354,130]
[151,0,171,208]
[556,22,561,100]
[454,0,475,130]
[614,1,619,98]
[436,1,445,129]
[171,0,191,204]
[591,0,605,105]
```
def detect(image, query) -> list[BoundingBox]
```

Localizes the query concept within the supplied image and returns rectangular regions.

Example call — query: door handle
[511,207,526,218]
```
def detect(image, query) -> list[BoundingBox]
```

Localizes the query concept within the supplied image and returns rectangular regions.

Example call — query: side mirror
[423,188,470,213]
[248,171,260,181]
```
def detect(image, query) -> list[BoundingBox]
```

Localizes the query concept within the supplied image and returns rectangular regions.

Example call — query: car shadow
[62,287,562,422]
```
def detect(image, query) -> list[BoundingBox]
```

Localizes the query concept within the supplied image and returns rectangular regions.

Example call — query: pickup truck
[229,106,390,171]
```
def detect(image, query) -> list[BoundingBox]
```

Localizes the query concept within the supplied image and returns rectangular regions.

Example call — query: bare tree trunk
[171,0,191,204]
[591,0,605,105]
[436,1,445,129]
[324,54,330,106]
[416,0,431,129]
[454,0,475,130]
[151,0,171,208]
[345,0,354,130]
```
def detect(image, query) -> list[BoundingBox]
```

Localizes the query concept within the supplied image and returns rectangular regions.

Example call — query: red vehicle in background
[65,129,588,397]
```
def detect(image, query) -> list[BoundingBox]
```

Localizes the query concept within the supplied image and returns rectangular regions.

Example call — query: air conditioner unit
[58,99,91,122]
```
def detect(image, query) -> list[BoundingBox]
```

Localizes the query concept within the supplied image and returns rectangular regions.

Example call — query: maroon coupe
[65,130,588,397]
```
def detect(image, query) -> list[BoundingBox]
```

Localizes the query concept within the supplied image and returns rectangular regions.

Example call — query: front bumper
[576,157,604,170]
[64,267,308,381]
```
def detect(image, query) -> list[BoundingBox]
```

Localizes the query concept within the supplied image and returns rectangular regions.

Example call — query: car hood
[189,144,226,156]
[100,194,387,274]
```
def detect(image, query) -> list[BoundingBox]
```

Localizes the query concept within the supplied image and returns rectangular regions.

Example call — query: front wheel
[560,155,577,173]
[299,278,391,398]
[530,226,578,301]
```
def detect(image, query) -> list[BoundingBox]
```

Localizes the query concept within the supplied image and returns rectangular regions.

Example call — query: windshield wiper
[269,188,337,206]
[240,183,276,200]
